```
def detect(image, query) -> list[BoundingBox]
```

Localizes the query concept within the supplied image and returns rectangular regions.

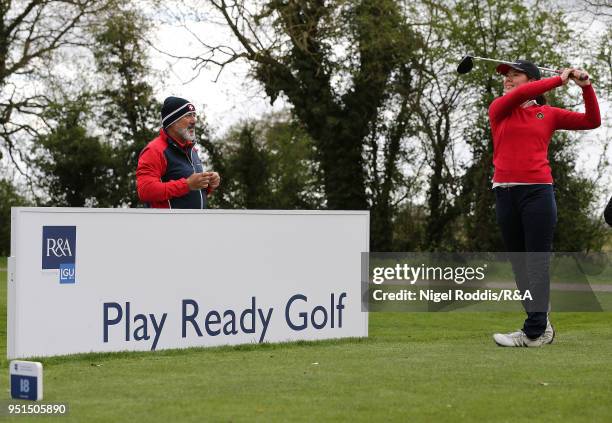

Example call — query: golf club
[457,55,588,80]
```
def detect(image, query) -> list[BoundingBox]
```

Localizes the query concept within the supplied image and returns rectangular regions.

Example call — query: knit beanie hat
[161,96,196,129]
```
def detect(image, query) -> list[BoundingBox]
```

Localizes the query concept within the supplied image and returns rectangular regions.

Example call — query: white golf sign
[8,208,369,358]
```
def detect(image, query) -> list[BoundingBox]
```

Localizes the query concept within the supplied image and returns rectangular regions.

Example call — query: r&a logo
[46,237,72,257]
[42,226,76,270]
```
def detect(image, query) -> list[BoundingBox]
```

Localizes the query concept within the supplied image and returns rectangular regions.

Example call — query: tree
[167,0,422,249]
[0,0,113,171]
[0,178,30,255]
[29,97,116,207]
[146,0,612,252]
[226,123,274,208]
[550,133,608,252]
[91,5,161,207]
[399,1,471,250]
[263,116,324,209]
[202,114,324,210]
[163,0,609,252]
[579,0,612,18]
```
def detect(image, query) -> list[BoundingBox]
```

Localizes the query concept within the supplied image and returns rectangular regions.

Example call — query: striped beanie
[161,96,196,129]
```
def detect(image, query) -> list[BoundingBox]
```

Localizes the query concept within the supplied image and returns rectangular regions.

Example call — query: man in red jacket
[488,61,600,347]
[136,97,220,209]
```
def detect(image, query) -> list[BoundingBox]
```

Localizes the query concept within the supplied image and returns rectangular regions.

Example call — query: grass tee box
[8,208,369,358]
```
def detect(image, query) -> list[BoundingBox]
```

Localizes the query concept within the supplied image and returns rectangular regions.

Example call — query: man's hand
[209,172,221,190]
[186,172,212,190]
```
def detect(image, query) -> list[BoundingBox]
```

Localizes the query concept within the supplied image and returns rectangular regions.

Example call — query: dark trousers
[495,184,557,338]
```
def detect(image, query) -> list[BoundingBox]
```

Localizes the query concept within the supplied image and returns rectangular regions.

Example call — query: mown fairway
[1,266,611,422]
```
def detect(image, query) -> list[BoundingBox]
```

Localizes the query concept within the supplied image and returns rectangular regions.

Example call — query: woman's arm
[554,84,601,130]
[489,76,563,124]
[554,70,601,130]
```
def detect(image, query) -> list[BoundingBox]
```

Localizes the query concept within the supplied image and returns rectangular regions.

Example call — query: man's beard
[178,126,196,141]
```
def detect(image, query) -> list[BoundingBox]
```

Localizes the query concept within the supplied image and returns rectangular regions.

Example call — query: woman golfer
[489,60,600,347]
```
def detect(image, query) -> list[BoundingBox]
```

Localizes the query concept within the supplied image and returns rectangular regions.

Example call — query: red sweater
[489,76,600,183]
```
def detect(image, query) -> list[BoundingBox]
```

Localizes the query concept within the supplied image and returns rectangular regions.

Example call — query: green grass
[1,268,612,422]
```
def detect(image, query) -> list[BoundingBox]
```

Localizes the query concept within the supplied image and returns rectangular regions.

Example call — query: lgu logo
[42,226,76,283]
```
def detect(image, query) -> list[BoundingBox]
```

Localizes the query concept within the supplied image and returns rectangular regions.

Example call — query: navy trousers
[494,184,557,339]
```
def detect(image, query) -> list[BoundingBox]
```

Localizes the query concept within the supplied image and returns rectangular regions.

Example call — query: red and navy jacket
[136,129,209,209]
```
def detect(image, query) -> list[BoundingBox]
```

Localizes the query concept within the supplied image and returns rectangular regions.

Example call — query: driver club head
[457,55,474,74]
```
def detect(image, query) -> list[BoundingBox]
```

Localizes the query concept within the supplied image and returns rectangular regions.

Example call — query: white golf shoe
[493,320,555,347]
[542,320,555,344]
